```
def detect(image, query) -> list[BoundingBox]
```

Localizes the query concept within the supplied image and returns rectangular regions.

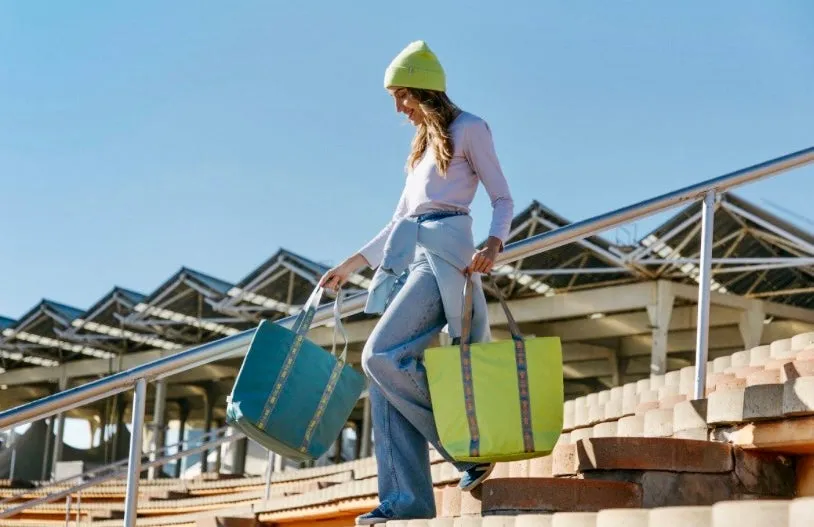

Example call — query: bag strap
[459,272,536,456]
[291,284,350,363]
[331,291,350,363]
[460,274,523,344]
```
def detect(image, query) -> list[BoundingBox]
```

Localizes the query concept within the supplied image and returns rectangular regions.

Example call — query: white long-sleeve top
[359,111,514,269]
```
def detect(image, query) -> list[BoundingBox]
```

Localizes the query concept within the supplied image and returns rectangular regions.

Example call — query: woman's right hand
[319,253,368,292]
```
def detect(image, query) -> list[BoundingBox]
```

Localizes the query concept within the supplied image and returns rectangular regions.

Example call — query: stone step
[481,478,642,515]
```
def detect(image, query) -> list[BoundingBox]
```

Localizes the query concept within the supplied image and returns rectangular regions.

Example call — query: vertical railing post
[123,379,147,527]
[9,448,16,481]
[693,191,716,399]
[148,379,167,480]
[263,450,274,503]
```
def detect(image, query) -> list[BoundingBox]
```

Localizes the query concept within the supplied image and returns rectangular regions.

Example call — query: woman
[319,40,514,525]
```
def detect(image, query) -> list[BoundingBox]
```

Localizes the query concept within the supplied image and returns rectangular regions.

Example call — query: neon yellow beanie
[383,40,446,92]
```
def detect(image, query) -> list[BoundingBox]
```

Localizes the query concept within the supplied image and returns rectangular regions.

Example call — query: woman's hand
[319,253,368,292]
[465,236,503,275]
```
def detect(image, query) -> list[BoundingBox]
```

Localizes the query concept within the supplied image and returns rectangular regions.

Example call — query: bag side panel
[526,337,564,453]
[306,364,366,458]
[229,322,295,424]
[424,345,470,460]
[263,339,334,452]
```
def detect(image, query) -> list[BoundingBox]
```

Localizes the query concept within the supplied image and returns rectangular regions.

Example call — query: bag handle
[291,285,325,338]
[460,273,523,346]
[292,284,350,363]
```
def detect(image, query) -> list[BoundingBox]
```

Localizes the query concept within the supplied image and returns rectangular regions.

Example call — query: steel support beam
[646,281,674,375]
[739,300,765,350]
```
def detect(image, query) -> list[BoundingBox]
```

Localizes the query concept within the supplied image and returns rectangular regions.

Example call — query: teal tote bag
[226,287,365,461]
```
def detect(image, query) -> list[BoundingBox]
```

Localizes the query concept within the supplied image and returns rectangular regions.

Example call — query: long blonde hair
[405,89,461,176]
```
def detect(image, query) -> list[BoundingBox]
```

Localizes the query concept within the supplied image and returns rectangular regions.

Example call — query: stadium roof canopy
[487,201,643,300]
[616,193,814,309]
[0,299,115,372]
[58,287,182,354]
[213,248,372,323]
[119,267,253,344]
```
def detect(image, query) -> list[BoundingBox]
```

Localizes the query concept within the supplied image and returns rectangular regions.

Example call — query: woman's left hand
[465,236,503,275]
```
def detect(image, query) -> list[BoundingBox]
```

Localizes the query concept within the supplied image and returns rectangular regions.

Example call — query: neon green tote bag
[425,276,563,463]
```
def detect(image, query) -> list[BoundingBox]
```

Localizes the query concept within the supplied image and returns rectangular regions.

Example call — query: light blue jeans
[361,253,477,520]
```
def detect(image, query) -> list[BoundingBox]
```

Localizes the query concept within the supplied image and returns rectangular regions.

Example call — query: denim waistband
[413,210,467,224]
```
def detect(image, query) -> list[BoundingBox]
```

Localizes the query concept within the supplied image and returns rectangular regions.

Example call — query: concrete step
[784,377,814,416]
[706,384,784,424]
[595,508,649,527]
[480,518,517,527]
[481,478,642,515]
[790,497,814,527]
[771,338,795,359]
[714,414,814,455]
[648,506,712,526]
[195,517,256,527]
[429,520,456,527]
[792,332,814,351]
[712,355,731,373]
[514,515,554,527]
[710,499,789,527]
[550,512,598,527]
[749,345,772,366]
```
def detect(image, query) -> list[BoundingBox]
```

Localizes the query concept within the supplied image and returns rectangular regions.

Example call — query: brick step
[550,437,793,507]
[553,437,734,475]
[480,478,642,515]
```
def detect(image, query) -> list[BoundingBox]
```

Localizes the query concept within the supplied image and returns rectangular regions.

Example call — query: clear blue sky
[2,1,813,321]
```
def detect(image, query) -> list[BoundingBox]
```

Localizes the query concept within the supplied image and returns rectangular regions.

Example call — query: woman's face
[389,87,425,126]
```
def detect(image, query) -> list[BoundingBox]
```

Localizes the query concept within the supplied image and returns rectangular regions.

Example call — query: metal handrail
[0,424,229,508]
[0,145,811,526]
[1,145,812,433]
[0,426,243,518]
